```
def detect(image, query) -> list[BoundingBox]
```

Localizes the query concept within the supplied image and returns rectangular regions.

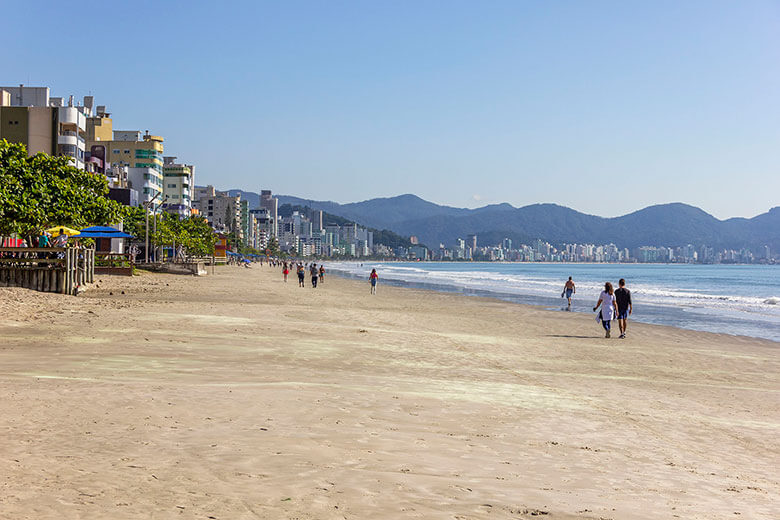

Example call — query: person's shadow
[545,334,600,339]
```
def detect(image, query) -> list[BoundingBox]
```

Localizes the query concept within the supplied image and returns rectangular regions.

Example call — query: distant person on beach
[369,268,378,295]
[562,276,576,310]
[319,265,325,284]
[310,263,318,288]
[297,263,305,287]
[282,261,289,282]
[615,278,633,339]
[593,281,616,338]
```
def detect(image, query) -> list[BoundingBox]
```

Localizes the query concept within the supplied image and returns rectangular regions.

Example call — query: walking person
[297,263,305,287]
[310,263,318,288]
[593,281,617,338]
[615,278,633,339]
[318,264,325,284]
[369,268,378,295]
[561,276,576,310]
[282,261,289,282]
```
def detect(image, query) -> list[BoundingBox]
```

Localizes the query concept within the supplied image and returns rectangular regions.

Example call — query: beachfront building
[162,156,194,217]
[249,208,273,250]
[240,199,250,247]
[84,104,113,175]
[193,185,243,238]
[126,167,163,207]
[0,85,91,169]
[87,129,165,207]
[259,190,279,236]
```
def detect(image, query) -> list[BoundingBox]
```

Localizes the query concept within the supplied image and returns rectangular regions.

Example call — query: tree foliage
[122,208,216,257]
[0,139,124,238]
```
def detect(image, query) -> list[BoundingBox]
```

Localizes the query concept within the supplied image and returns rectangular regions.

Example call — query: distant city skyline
[3,1,778,219]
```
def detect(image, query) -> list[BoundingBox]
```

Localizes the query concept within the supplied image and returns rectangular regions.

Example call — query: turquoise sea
[329,262,780,342]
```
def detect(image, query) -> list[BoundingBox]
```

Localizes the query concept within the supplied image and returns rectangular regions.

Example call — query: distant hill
[217,188,780,252]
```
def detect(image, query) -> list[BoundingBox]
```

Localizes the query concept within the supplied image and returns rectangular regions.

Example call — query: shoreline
[0,265,778,519]
[326,262,780,344]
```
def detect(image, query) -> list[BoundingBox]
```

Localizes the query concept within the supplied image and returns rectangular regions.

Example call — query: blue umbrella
[74,225,134,238]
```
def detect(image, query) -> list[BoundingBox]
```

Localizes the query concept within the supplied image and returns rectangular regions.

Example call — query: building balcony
[58,132,86,147]
[57,107,86,129]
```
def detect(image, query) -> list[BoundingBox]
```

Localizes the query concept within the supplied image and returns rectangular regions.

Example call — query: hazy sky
[4,1,778,219]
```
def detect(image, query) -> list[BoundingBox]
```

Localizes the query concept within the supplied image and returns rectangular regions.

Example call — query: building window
[113,149,120,154]
[168,183,176,188]
[124,150,130,154]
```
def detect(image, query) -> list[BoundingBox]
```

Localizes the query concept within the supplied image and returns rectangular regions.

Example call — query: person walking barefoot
[615,278,633,338]
[562,276,576,310]
[282,261,289,282]
[593,281,616,338]
[369,268,378,295]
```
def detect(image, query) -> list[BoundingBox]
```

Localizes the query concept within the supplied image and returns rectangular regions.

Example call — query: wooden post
[65,248,73,295]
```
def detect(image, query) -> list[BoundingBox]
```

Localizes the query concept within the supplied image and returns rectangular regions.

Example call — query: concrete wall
[28,107,55,154]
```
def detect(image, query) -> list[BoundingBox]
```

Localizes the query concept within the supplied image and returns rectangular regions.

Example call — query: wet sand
[0,265,778,519]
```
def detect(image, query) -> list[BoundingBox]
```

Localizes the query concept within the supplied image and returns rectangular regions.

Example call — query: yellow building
[84,106,113,174]
[98,130,164,173]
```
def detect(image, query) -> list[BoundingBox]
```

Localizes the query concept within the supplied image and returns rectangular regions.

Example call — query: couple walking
[593,279,633,339]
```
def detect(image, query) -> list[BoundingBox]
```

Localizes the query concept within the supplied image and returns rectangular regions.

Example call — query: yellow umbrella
[45,226,81,236]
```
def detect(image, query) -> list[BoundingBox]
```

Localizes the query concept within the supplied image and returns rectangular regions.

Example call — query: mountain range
[226,190,780,252]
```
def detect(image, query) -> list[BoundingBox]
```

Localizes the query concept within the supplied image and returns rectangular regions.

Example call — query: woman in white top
[593,281,617,338]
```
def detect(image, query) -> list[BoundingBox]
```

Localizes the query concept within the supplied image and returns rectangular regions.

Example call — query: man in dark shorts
[615,278,632,339]
[562,276,576,311]
[310,263,319,288]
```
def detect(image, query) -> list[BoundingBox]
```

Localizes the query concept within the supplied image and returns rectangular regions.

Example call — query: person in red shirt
[369,269,378,295]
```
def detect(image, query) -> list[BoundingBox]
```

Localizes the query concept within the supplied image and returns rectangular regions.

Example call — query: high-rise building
[313,210,323,232]
[85,129,165,206]
[192,185,242,236]
[0,85,91,169]
[467,234,477,252]
[84,105,113,175]
[162,156,194,217]
[259,190,278,236]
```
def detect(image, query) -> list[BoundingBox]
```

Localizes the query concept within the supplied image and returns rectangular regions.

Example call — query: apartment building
[0,85,90,169]
[92,130,164,206]
[162,156,194,217]
[259,190,278,236]
[192,185,243,238]
[84,105,113,175]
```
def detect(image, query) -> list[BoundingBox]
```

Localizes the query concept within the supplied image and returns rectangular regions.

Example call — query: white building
[162,156,194,217]
[126,167,163,207]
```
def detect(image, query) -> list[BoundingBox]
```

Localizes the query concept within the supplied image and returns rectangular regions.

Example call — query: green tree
[149,212,216,257]
[0,139,124,239]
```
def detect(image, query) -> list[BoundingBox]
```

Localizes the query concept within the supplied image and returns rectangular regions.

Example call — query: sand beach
[0,265,778,519]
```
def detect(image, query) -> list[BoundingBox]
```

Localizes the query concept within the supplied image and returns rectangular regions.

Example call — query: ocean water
[328,262,780,342]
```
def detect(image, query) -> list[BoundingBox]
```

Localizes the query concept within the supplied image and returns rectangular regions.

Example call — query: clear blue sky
[3,1,778,219]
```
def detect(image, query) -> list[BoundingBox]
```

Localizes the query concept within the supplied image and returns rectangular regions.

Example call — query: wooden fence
[95,252,134,276]
[0,247,95,295]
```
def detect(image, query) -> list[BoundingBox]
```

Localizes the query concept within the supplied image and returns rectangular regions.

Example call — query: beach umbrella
[74,225,134,239]
[45,226,81,236]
